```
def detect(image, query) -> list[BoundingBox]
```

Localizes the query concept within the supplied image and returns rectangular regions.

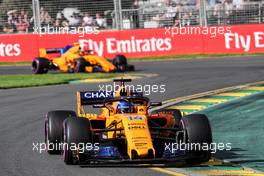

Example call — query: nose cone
[121,115,155,159]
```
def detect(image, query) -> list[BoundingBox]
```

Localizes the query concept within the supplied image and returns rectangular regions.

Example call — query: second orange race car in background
[32,43,135,74]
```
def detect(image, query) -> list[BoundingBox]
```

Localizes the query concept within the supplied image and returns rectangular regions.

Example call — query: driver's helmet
[116,101,134,114]
[79,45,93,55]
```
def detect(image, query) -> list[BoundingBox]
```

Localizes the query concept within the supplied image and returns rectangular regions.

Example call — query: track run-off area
[160,83,264,175]
[1,56,264,176]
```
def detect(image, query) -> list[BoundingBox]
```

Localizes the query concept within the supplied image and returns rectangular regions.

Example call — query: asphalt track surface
[1,56,264,176]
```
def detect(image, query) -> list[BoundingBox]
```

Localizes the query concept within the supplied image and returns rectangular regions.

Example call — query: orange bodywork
[76,85,176,160]
[39,43,116,73]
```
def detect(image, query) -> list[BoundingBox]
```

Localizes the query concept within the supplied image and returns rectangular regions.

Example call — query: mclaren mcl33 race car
[45,79,212,165]
[32,43,134,74]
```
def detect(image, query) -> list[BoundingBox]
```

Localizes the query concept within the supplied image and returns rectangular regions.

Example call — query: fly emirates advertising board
[0,24,263,62]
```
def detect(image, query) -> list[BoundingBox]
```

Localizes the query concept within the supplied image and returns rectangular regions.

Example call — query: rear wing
[78,91,115,105]
[77,90,143,106]
[45,48,62,54]
[39,45,73,57]
[76,90,147,117]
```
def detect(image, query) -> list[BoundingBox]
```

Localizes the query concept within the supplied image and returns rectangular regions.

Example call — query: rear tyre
[45,110,76,154]
[63,117,93,165]
[181,114,212,164]
[74,58,87,73]
[127,65,135,71]
[112,55,128,72]
[32,57,50,74]
[112,54,127,66]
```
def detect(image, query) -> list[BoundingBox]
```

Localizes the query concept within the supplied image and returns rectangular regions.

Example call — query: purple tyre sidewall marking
[179,119,185,130]
[44,114,48,151]
[62,122,66,161]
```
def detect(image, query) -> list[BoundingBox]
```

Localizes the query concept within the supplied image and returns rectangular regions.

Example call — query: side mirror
[93,104,105,108]
[150,102,162,107]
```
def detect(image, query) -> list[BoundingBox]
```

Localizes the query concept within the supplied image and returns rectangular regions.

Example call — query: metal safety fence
[0,0,263,34]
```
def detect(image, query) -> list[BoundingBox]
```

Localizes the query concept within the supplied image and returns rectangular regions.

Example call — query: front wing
[79,151,205,165]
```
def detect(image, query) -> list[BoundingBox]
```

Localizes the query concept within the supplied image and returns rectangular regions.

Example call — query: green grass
[0,61,31,66]
[0,73,119,89]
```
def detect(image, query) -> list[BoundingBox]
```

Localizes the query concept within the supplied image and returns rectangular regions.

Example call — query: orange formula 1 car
[44,79,212,165]
[32,43,134,74]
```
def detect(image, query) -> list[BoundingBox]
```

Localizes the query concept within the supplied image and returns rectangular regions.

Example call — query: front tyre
[63,117,93,165]
[181,114,212,164]
[45,110,76,154]
[74,58,87,73]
